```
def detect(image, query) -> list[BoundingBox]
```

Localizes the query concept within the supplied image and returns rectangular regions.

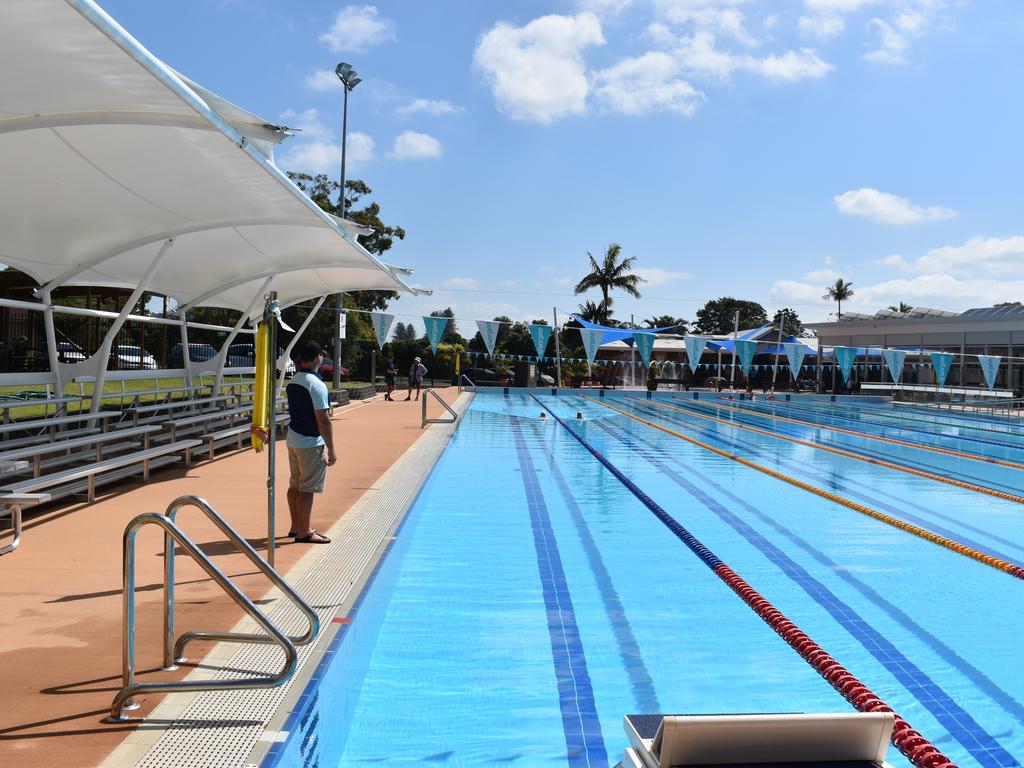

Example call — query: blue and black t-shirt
[286,370,330,448]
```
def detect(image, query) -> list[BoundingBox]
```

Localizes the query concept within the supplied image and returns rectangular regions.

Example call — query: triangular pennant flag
[977,354,1001,389]
[370,312,395,349]
[734,339,757,375]
[684,336,709,372]
[579,328,604,364]
[930,352,953,386]
[633,332,656,366]
[834,347,857,383]
[528,324,553,359]
[423,315,449,353]
[476,320,501,356]
[882,349,906,383]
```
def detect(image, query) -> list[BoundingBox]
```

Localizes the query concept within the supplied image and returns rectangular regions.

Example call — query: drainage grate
[102,394,471,768]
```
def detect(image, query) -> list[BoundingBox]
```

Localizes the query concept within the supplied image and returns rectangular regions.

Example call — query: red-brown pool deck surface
[0,391,459,768]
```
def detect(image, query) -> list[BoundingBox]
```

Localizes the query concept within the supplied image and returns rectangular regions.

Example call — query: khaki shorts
[287,445,328,493]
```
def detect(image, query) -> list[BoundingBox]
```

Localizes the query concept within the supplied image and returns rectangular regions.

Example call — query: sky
[100,0,1024,334]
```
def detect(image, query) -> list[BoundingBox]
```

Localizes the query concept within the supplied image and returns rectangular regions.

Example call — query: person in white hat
[406,356,428,401]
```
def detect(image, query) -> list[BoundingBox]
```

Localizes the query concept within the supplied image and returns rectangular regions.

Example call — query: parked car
[111,345,158,370]
[169,342,217,368]
[316,358,349,381]
[56,340,87,363]
[226,343,296,376]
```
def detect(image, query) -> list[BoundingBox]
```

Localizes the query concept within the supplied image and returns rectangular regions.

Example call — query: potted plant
[646,361,659,391]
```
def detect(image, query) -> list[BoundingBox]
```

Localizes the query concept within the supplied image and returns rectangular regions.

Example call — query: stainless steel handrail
[421,388,458,428]
[162,495,319,669]
[459,374,475,392]
[0,493,51,556]
[109,512,297,721]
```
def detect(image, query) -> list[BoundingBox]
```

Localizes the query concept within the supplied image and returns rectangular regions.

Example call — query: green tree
[573,243,643,323]
[694,297,768,335]
[392,321,416,341]
[576,300,610,325]
[994,301,1022,308]
[772,308,804,337]
[643,314,687,333]
[887,302,913,313]
[822,278,854,320]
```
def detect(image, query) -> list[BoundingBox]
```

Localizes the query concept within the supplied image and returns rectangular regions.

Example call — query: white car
[113,345,158,370]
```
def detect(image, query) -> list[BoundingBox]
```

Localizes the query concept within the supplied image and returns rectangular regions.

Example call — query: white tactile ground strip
[99,392,471,768]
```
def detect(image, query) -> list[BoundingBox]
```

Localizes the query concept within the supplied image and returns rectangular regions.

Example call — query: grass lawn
[0,375,253,420]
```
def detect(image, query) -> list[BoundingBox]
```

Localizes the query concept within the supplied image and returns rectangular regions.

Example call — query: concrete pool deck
[0,390,463,768]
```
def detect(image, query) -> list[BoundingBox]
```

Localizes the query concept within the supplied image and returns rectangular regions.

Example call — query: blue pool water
[264,392,1024,768]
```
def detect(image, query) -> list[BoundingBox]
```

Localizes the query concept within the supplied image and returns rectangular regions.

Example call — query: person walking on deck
[405,356,427,401]
[384,357,398,401]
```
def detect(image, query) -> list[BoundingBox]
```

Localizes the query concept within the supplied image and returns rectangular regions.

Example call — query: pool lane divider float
[698,396,1024,471]
[638,396,1024,508]
[529,394,957,768]
[589,395,1024,581]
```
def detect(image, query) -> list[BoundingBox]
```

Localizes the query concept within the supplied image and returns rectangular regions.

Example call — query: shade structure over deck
[0,0,415,311]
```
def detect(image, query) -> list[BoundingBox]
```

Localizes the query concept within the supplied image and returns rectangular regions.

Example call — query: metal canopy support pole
[771,313,784,392]
[630,313,636,387]
[729,310,739,390]
[214,277,273,397]
[553,308,562,389]
[265,291,280,568]
[89,238,174,413]
[276,295,326,398]
[39,288,63,395]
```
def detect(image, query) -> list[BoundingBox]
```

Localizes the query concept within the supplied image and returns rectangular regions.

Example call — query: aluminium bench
[0,411,116,442]
[0,395,87,423]
[200,412,290,461]
[0,425,161,478]
[121,394,234,427]
[0,439,202,504]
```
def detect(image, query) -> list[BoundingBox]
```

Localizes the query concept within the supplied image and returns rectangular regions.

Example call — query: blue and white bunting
[633,332,656,366]
[930,352,953,386]
[977,354,1001,389]
[684,336,709,372]
[579,328,604,364]
[882,349,906,383]
[734,339,757,375]
[783,343,807,378]
[476,320,501,356]
[423,315,449,354]
[834,346,858,383]
[528,324,553,359]
[370,312,395,349]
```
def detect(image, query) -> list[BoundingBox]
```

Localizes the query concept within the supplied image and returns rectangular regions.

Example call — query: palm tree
[888,302,913,313]
[577,300,610,325]
[574,243,644,323]
[822,278,854,320]
[644,314,688,333]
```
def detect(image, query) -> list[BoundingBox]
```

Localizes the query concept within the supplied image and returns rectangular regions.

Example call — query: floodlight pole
[553,308,562,388]
[771,311,784,392]
[729,310,739,390]
[335,62,360,393]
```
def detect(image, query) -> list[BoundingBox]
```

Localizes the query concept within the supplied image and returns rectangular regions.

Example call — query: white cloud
[798,14,845,40]
[915,236,1024,276]
[395,99,463,117]
[654,1,760,46]
[577,0,635,15]
[319,5,396,54]
[804,0,879,11]
[277,108,374,174]
[634,267,691,286]
[882,254,913,272]
[473,13,605,123]
[390,131,442,160]
[677,31,833,82]
[593,52,705,116]
[804,268,842,282]
[440,277,480,290]
[834,188,957,224]
[305,70,341,91]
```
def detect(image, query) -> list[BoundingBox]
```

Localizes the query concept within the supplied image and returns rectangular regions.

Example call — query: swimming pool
[263,391,1024,768]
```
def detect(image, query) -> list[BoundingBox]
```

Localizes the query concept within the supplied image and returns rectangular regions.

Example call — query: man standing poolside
[405,356,427,401]
[285,340,335,544]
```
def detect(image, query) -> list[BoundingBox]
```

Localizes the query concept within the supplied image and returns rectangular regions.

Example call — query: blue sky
[102,0,1024,332]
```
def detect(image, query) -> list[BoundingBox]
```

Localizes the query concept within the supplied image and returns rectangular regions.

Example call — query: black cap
[297,339,325,363]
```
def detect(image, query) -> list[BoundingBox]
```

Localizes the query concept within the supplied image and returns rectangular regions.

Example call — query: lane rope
[695,396,1024,470]
[633,396,1024,507]
[585,395,1024,581]
[529,393,958,768]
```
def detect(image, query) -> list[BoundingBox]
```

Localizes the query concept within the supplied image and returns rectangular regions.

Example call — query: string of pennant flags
[364,311,1010,391]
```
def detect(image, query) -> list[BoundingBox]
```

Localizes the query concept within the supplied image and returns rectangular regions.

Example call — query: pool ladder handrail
[459,373,476,391]
[422,388,458,428]
[109,495,319,721]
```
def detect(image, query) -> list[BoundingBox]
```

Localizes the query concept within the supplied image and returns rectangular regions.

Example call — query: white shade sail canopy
[0,0,416,311]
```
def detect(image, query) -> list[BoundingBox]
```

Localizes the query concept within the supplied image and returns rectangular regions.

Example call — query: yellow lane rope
[697,397,1024,471]
[578,394,1024,580]
[630,395,1024,506]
